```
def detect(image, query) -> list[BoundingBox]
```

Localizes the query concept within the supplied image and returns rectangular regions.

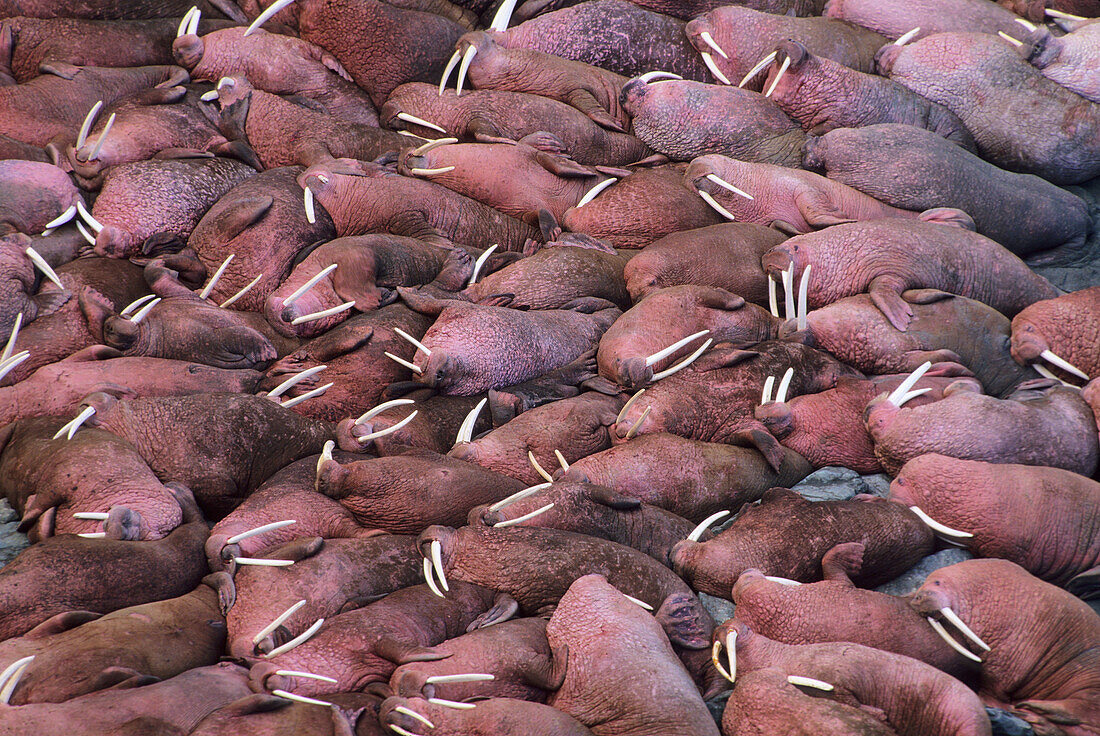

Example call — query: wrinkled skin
[188,166,337,312]
[390,617,556,703]
[1011,287,1100,384]
[448,392,621,484]
[0,234,72,335]
[623,222,788,304]
[761,219,1059,332]
[795,290,1037,398]
[804,124,1091,257]
[546,574,721,736]
[516,0,824,22]
[877,32,1100,184]
[0,575,228,705]
[264,237,451,338]
[0,417,184,542]
[89,260,278,370]
[0,663,253,736]
[0,64,187,147]
[620,78,805,167]
[763,41,975,148]
[891,454,1100,594]
[1,259,147,386]
[380,695,596,736]
[465,240,630,310]
[756,372,980,473]
[865,379,1100,476]
[91,157,255,258]
[191,691,379,736]
[731,548,975,678]
[910,560,1100,736]
[670,488,935,596]
[398,140,612,224]
[0,160,84,235]
[210,76,403,168]
[495,0,710,81]
[684,6,886,91]
[380,83,652,166]
[0,133,48,162]
[0,0,247,19]
[452,31,629,132]
[562,432,813,523]
[825,0,1026,38]
[0,484,207,641]
[316,448,526,532]
[225,535,422,658]
[63,86,240,190]
[418,524,714,651]
[205,453,381,572]
[561,164,723,249]
[0,16,235,84]
[400,287,619,395]
[173,26,379,125]
[301,158,539,251]
[719,620,993,736]
[1016,23,1100,103]
[338,384,490,456]
[598,285,781,389]
[278,0,467,108]
[471,479,699,564]
[80,391,333,518]
[250,582,513,696]
[264,307,433,423]
[612,341,859,471]
[0,347,261,426]
[486,350,601,426]
[686,155,953,235]
[721,668,897,736]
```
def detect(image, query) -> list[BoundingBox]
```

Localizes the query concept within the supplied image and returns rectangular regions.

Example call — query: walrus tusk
[431,539,449,592]
[244,0,295,36]
[576,178,617,208]
[439,49,462,96]
[699,31,728,59]
[76,101,103,150]
[760,375,776,406]
[25,247,65,290]
[52,405,96,440]
[0,352,29,383]
[1040,349,1089,381]
[253,599,306,645]
[453,398,487,446]
[764,55,790,98]
[413,137,459,156]
[700,52,731,85]
[687,510,730,542]
[885,361,933,406]
[423,557,445,598]
[927,617,983,662]
[940,607,990,651]
[227,520,296,545]
[409,166,456,177]
[706,173,753,200]
[489,482,551,512]
[271,689,333,707]
[394,706,435,729]
[280,382,333,408]
[1046,8,1086,20]
[455,45,478,96]
[267,365,327,399]
[42,204,76,232]
[554,449,569,471]
[396,112,446,134]
[394,328,431,356]
[428,697,476,710]
[787,675,834,691]
[303,186,316,224]
[291,301,355,326]
[623,594,654,611]
[489,0,517,31]
[711,629,736,683]
[87,113,116,161]
[357,398,416,424]
[796,264,811,331]
[494,502,554,527]
[1,314,20,364]
[998,31,1024,47]
[0,656,34,704]
[774,367,794,404]
[764,576,802,586]
[199,254,234,299]
[129,297,161,324]
[220,273,262,308]
[637,71,682,83]
[119,294,157,318]
[282,263,337,308]
[528,451,553,482]
[275,670,338,684]
[616,389,645,424]
[468,243,497,286]
[738,51,776,88]
[234,557,295,567]
[384,352,422,373]
[768,275,779,318]
[76,201,103,233]
[645,330,710,368]
[651,338,712,381]
[426,673,495,684]
[894,27,921,46]
[908,506,973,539]
[697,189,735,220]
[357,410,417,443]
[623,405,651,439]
[264,617,324,658]
[781,266,795,322]
[896,387,932,407]
[73,511,110,520]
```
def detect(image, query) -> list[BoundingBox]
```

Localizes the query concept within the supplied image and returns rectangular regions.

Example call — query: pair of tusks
[355,398,419,443]
[733,49,789,98]
[72,510,110,538]
[926,607,991,663]
[491,481,551,512]
[0,655,33,704]
[759,367,794,407]
[199,255,266,309]
[199,76,236,103]
[1036,349,1090,382]
[644,336,714,386]
[387,326,432,375]
[268,365,332,409]
[453,397,487,446]
[696,172,755,221]
[697,31,731,85]
[767,263,812,330]
[883,361,935,408]
[0,314,28,384]
[75,101,116,163]
[177,5,200,37]
[423,539,449,598]
[712,629,737,683]
[493,502,554,528]
[468,244,497,286]
[438,0,519,96]
[687,509,730,542]
[51,405,96,440]
[264,616,325,657]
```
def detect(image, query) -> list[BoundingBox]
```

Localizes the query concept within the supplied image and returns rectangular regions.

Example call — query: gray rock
[1029,179,1100,292]
[792,466,873,502]
[875,548,974,596]
[700,591,735,625]
[0,499,29,569]
[987,707,1034,736]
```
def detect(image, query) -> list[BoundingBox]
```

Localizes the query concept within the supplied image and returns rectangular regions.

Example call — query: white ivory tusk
[998,31,1024,47]
[87,113,115,160]
[264,617,325,658]
[894,27,921,46]
[220,273,262,308]
[493,502,554,527]
[76,201,103,233]
[528,451,553,483]
[428,698,476,710]
[489,0,517,30]
[199,254,234,299]
[226,520,296,545]
[431,539,449,592]
[280,382,334,408]
[275,670,338,684]
[128,297,161,324]
[738,51,776,89]
[253,599,307,645]
[455,45,477,97]
[896,387,932,407]
[1046,8,1086,20]
[774,367,794,404]
[409,166,456,176]
[768,275,779,318]
[468,243,497,286]
[425,673,495,684]
[575,178,617,208]
[119,294,157,318]
[75,221,96,245]
[927,617,983,662]
[764,576,802,586]
[706,173,753,200]
[623,594,654,611]
[697,189,736,220]
[396,112,446,134]
[764,55,791,98]
[413,137,458,156]
[940,607,991,652]
[787,675,834,691]
[489,482,551,512]
[244,0,296,36]
[1,313,21,363]
[76,101,103,150]
[885,361,932,406]
[357,410,418,443]
[616,389,645,424]
[0,352,29,383]
[385,351,422,373]
[554,449,569,471]
[394,328,431,356]
[0,656,34,704]
[290,301,355,326]
[43,204,76,231]
[25,247,64,290]
[644,330,710,368]
[234,558,295,567]
[636,71,683,83]
[303,186,316,224]
[357,398,416,424]
[267,365,327,399]
[687,510,730,542]
[623,405,651,439]
[283,263,337,307]
[699,31,728,59]
[73,512,110,520]
[424,557,445,598]
[796,263,811,331]
[908,506,973,539]
[439,49,462,96]
[1040,349,1089,381]
[760,375,775,406]
[700,52,731,84]
[453,397,487,446]
[651,338,712,381]
[271,689,333,707]
[394,706,435,729]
